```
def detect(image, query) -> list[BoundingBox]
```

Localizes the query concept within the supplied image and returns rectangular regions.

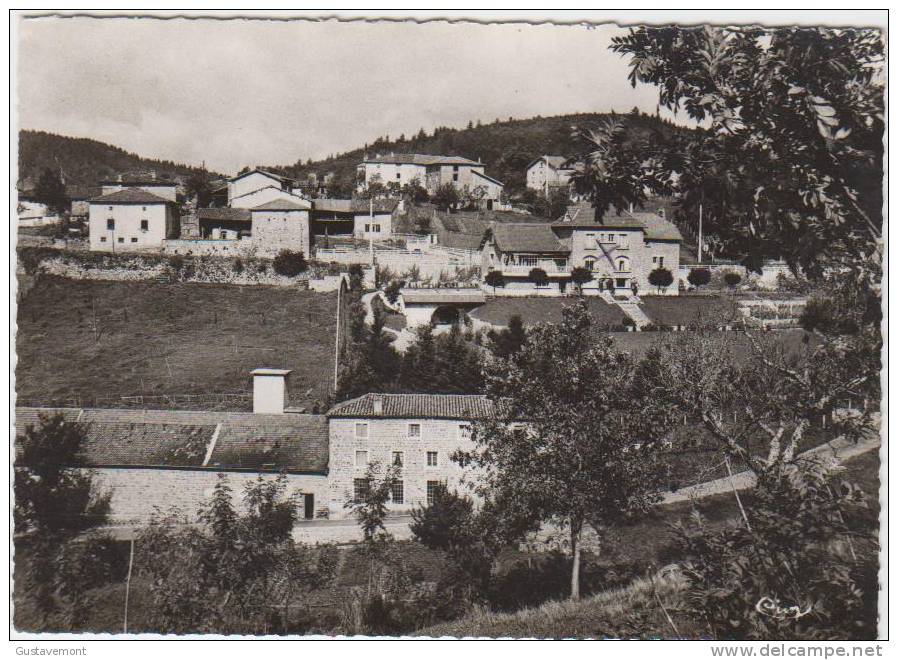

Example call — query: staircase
[614,298,652,330]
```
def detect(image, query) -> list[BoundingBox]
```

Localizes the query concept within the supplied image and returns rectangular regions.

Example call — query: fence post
[123,537,135,633]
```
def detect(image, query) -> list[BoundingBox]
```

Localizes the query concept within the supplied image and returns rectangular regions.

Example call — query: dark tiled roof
[197,207,252,222]
[89,188,173,205]
[490,222,570,254]
[327,394,493,420]
[99,179,178,187]
[472,171,504,187]
[362,153,481,167]
[14,408,329,473]
[251,198,309,211]
[401,289,486,305]
[553,204,683,241]
[527,155,574,170]
[207,414,328,472]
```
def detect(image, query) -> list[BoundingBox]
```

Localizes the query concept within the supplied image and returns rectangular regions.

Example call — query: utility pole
[697,203,703,264]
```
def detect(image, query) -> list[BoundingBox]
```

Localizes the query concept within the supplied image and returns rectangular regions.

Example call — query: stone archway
[431,305,461,326]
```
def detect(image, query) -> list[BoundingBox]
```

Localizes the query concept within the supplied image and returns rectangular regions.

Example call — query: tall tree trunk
[570,517,583,600]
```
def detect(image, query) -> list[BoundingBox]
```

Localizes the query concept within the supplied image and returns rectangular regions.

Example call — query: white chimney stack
[251,368,292,414]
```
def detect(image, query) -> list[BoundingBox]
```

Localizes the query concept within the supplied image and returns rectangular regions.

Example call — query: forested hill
[268,111,697,195]
[17,130,219,189]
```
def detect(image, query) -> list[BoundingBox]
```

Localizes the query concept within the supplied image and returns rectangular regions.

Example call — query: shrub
[348,263,365,291]
[273,250,308,277]
[723,271,743,288]
[528,268,549,288]
[687,268,712,288]
[168,254,185,273]
[569,266,593,292]
[384,279,403,304]
[648,267,674,292]
[232,257,244,275]
[484,270,505,291]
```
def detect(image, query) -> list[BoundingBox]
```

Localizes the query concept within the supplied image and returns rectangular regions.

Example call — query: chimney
[372,395,383,415]
[251,368,292,414]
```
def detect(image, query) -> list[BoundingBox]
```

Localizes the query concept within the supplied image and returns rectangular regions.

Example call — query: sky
[16,16,671,174]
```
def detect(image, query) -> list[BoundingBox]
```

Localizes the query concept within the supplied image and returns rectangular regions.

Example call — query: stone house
[88,187,180,253]
[311,198,400,241]
[525,155,576,193]
[357,153,506,210]
[325,393,492,516]
[249,198,312,258]
[481,203,683,296]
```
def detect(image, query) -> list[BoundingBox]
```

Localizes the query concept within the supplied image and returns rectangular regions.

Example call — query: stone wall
[252,210,311,257]
[327,417,479,518]
[90,467,329,524]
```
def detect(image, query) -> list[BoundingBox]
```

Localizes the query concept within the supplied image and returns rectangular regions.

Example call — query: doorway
[304,493,315,520]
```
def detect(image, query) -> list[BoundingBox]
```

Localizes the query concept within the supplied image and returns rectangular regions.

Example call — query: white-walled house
[357,153,506,210]
[89,187,180,252]
[228,169,310,209]
[525,155,575,193]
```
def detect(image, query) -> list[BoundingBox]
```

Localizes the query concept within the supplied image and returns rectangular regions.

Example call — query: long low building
[14,371,492,526]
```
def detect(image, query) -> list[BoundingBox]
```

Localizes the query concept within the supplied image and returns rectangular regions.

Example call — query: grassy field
[470,297,629,327]
[15,275,339,410]
[639,294,741,327]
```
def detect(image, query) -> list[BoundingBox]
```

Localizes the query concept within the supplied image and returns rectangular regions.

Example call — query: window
[616,278,628,288]
[391,480,404,504]
[458,424,472,441]
[99,236,107,243]
[354,422,368,439]
[396,172,401,180]
[453,173,459,182]
[426,481,441,506]
[518,255,538,267]
[372,224,381,232]
[426,451,439,467]
[108,206,113,211]
[141,219,148,231]
[392,451,403,467]
[355,450,369,467]
[353,478,370,502]
[117,237,124,243]
[657,256,664,267]
[584,257,597,272]
[408,423,421,438]
[618,233,629,248]
[130,237,138,243]
[107,218,115,230]
[616,256,630,272]
[142,206,147,211]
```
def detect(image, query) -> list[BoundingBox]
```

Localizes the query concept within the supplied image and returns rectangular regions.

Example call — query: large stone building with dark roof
[14,373,496,527]
[481,202,684,296]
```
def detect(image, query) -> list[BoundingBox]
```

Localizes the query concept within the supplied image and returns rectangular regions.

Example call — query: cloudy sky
[17,16,669,174]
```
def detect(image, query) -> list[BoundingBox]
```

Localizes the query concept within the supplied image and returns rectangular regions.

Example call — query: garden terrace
[638,294,741,328]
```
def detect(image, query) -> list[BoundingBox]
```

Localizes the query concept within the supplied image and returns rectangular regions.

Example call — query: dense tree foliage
[486,314,527,359]
[33,168,69,215]
[137,475,338,634]
[687,267,712,288]
[648,267,674,292]
[459,301,676,599]
[609,26,884,277]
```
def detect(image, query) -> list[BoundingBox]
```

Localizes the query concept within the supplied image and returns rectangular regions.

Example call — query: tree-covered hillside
[18,130,220,190]
[266,110,697,197]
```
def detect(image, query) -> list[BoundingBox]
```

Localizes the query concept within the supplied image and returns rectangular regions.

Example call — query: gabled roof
[229,168,298,186]
[489,222,570,254]
[14,408,329,473]
[99,179,178,187]
[251,198,309,211]
[552,203,683,242]
[526,155,575,171]
[197,207,252,222]
[312,198,400,214]
[89,187,173,205]
[361,153,481,167]
[471,170,505,187]
[327,393,493,420]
